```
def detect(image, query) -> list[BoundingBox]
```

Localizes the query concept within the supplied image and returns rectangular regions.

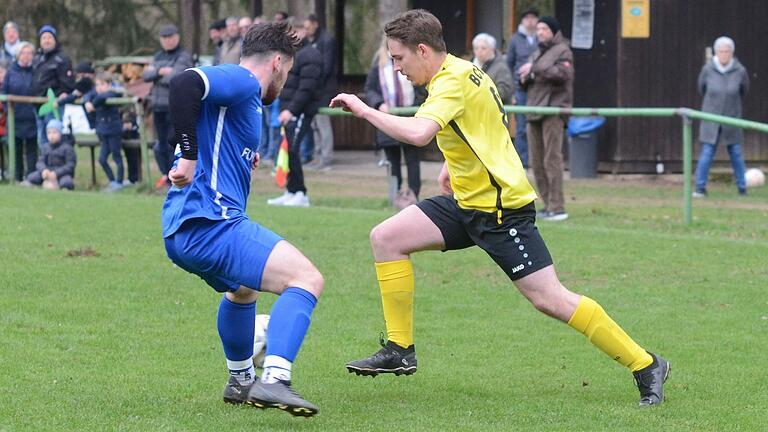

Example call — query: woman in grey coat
[693,36,750,197]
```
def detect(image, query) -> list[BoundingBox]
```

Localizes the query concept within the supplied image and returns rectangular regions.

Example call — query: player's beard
[263,78,282,105]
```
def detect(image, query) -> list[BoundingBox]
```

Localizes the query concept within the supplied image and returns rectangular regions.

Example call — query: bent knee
[291,267,324,299]
[370,223,398,251]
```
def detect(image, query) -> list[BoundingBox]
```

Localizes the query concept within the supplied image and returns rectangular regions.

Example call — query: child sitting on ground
[25,119,76,190]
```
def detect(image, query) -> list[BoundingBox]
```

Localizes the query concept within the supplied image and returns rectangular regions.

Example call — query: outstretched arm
[329,93,440,147]
[167,69,205,187]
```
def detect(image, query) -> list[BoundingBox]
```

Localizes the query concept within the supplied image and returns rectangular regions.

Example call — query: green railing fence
[2,92,766,225]
[318,105,768,225]
[0,94,153,190]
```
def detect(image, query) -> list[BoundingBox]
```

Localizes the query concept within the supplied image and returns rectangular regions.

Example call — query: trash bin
[567,116,605,178]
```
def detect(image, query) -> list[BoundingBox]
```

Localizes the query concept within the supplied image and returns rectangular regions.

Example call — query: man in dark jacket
[506,8,539,168]
[519,16,573,221]
[143,24,193,187]
[25,119,76,190]
[2,41,37,181]
[267,28,323,207]
[304,15,337,170]
[208,19,226,66]
[32,25,74,146]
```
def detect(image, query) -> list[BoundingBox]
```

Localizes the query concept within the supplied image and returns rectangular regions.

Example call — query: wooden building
[331,1,767,172]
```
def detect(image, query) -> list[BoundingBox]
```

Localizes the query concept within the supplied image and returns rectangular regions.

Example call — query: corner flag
[274,128,290,187]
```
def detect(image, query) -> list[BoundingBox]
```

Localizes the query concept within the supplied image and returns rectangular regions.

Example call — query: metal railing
[2,94,766,224]
[318,105,768,225]
[0,94,153,189]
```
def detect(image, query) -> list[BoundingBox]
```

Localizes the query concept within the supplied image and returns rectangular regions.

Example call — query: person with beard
[143,24,193,188]
[31,25,74,146]
[161,22,323,417]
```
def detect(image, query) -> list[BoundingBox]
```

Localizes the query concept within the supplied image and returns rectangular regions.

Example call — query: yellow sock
[375,259,414,349]
[568,296,653,372]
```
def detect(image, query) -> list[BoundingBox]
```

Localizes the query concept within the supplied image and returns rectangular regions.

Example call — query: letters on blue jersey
[161,64,263,238]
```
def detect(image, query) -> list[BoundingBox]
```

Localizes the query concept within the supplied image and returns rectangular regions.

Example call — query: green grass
[1,175,767,431]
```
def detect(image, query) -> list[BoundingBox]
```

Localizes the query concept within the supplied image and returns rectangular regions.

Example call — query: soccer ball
[253,314,270,368]
[745,168,765,188]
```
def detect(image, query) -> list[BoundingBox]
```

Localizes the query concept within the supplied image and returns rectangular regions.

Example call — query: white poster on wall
[572,0,595,49]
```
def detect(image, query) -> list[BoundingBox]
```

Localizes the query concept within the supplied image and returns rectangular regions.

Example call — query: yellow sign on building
[622,0,650,38]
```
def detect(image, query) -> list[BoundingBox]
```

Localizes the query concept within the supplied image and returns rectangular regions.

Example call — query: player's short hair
[241,21,301,60]
[384,9,446,53]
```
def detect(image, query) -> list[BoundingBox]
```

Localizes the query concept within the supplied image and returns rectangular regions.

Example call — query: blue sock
[217,297,256,385]
[266,287,317,362]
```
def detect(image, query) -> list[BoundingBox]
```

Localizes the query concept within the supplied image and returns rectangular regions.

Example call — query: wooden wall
[557,0,768,173]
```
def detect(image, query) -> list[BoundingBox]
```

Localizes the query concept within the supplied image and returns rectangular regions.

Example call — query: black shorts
[416,195,553,281]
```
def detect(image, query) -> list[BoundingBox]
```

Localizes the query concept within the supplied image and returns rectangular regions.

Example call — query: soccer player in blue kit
[161,22,322,417]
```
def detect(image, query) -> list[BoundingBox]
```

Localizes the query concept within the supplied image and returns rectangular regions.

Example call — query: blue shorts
[164,217,283,292]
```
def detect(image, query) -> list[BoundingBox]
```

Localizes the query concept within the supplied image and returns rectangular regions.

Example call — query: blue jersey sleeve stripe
[188,67,210,100]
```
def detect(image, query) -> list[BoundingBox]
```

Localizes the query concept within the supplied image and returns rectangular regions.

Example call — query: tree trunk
[179,0,201,57]
[251,0,263,17]
[315,0,326,27]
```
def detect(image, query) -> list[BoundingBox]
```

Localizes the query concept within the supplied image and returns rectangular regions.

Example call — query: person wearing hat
[31,24,75,146]
[1,21,27,66]
[208,19,227,65]
[519,15,574,222]
[142,23,192,187]
[57,60,96,108]
[24,118,76,190]
[506,8,539,169]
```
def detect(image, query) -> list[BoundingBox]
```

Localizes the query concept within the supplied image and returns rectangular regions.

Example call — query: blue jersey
[162,64,263,238]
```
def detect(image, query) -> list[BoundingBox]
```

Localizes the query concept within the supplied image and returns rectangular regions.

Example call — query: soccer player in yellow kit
[331,9,669,406]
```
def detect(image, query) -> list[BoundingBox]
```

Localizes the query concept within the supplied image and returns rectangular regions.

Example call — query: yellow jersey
[415,54,537,214]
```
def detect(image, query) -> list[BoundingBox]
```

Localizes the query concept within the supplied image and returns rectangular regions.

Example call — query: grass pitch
[1,166,767,431]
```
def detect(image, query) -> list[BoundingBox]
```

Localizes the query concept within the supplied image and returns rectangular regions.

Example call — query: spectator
[2,42,38,181]
[57,60,95,106]
[267,23,323,207]
[507,7,539,168]
[519,16,573,221]
[1,21,25,66]
[24,119,75,190]
[304,14,337,171]
[693,37,750,197]
[122,109,141,184]
[238,16,253,38]
[32,25,74,146]
[274,11,289,22]
[219,17,242,64]
[365,37,427,203]
[0,63,7,178]
[85,72,124,191]
[472,33,513,104]
[258,96,282,166]
[142,24,192,187]
[208,19,226,65]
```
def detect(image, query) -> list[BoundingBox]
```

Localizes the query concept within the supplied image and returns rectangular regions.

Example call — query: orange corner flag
[274,128,290,187]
